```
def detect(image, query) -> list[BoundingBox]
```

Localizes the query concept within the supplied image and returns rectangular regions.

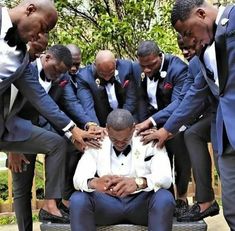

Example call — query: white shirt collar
[36,57,52,93]
[1,7,13,39]
[36,57,43,76]
[215,6,226,25]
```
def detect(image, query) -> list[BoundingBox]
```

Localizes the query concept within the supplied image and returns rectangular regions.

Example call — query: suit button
[220,93,224,97]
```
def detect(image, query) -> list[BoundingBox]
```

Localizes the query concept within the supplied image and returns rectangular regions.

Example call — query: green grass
[0,213,39,225]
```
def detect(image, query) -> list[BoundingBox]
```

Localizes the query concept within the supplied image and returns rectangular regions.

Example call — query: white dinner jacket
[73,135,172,193]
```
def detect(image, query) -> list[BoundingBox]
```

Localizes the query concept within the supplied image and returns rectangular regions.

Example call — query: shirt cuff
[62,121,75,132]
[64,131,73,139]
[149,117,157,127]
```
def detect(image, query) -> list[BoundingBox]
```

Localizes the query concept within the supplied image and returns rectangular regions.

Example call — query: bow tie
[40,70,50,82]
[99,76,115,86]
[113,145,131,157]
[4,25,25,51]
[148,72,160,82]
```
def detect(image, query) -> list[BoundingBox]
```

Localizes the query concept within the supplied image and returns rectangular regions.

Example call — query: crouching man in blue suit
[134,40,191,216]
[147,1,235,229]
[70,109,175,231]
[77,50,137,128]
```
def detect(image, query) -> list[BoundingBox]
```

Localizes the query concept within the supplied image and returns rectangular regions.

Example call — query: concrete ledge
[40,219,207,231]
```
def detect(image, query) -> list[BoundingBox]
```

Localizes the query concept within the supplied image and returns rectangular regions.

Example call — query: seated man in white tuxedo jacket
[70,109,175,231]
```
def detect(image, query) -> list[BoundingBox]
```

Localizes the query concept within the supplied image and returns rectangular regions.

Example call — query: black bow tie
[40,70,50,82]
[113,145,131,157]
[4,25,25,51]
[99,76,115,86]
[149,72,160,82]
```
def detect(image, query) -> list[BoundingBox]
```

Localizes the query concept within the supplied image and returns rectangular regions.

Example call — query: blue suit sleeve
[59,76,92,128]
[13,65,71,131]
[151,56,188,124]
[152,57,198,124]
[76,74,100,125]
[164,71,211,134]
[123,76,138,114]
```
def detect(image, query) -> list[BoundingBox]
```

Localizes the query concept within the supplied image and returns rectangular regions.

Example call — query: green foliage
[0,213,38,225]
[0,170,8,201]
[0,160,45,202]
[0,214,16,225]
[52,0,178,64]
[1,0,178,63]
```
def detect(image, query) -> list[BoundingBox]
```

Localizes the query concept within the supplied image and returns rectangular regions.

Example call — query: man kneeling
[70,109,175,231]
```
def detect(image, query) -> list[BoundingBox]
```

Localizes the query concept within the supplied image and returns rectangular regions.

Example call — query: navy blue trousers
[70,189,175,231]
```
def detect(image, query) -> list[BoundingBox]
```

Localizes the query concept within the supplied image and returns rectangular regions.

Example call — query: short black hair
[106,109,134,131]
[47,45,73,69]
[137,40,161,57]
[171,0,204,26]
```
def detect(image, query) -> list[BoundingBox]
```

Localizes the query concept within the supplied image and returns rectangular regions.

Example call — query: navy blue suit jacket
[77,59,137,127]
[152,56,213,125]
[164,6,235,155]
[18,65,90,131]
[133,54,188,123]
[58,73,91,128]
[1,64,72,142]
[215,6,235,154]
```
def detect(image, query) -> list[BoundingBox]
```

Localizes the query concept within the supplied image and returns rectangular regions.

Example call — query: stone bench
[40,219,207,231]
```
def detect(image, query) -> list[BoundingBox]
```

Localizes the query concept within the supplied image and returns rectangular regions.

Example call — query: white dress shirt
[8,58,52,114]
[110,144,133,176]
[36,58,52,93]
[0,7,23,79]
[105,83,118,109]
[203,6,225,87]
[147,54,165,110]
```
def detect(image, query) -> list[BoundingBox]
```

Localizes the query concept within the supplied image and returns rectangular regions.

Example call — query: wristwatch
[84,122,98,131]
[135,177,145,190]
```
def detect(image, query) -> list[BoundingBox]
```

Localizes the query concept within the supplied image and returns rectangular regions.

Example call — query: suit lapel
[215,5,234,95]
[155,56,169,110]
[0,52,29,95]
[114,80,125,107]
[7,92,26,120]
[199,59,219,99]
[131,136,145,176]
[98,137,112,175]
[140,75,148,100]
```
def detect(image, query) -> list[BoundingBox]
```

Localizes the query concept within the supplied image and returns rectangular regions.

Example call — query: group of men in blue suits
[2,0,235,230]
[140,0,235,230]
[0,0,101,230]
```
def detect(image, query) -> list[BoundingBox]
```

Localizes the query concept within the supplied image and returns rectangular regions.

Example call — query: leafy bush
[0,170,8,201]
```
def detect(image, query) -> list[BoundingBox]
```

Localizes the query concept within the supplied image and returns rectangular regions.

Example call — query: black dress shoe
[177,201,220,222]
[58,201,70,215]
[39,208,70,224]
[174,199,189,217]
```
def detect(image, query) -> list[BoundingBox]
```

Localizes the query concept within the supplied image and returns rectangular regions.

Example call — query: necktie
[113,145,131,157]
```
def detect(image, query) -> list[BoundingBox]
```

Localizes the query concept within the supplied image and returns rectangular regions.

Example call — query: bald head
[95,50,115,65]
[66,44,81,56]
[9,0,57,43]
[95,50,116,81]
[66,44,82,75]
